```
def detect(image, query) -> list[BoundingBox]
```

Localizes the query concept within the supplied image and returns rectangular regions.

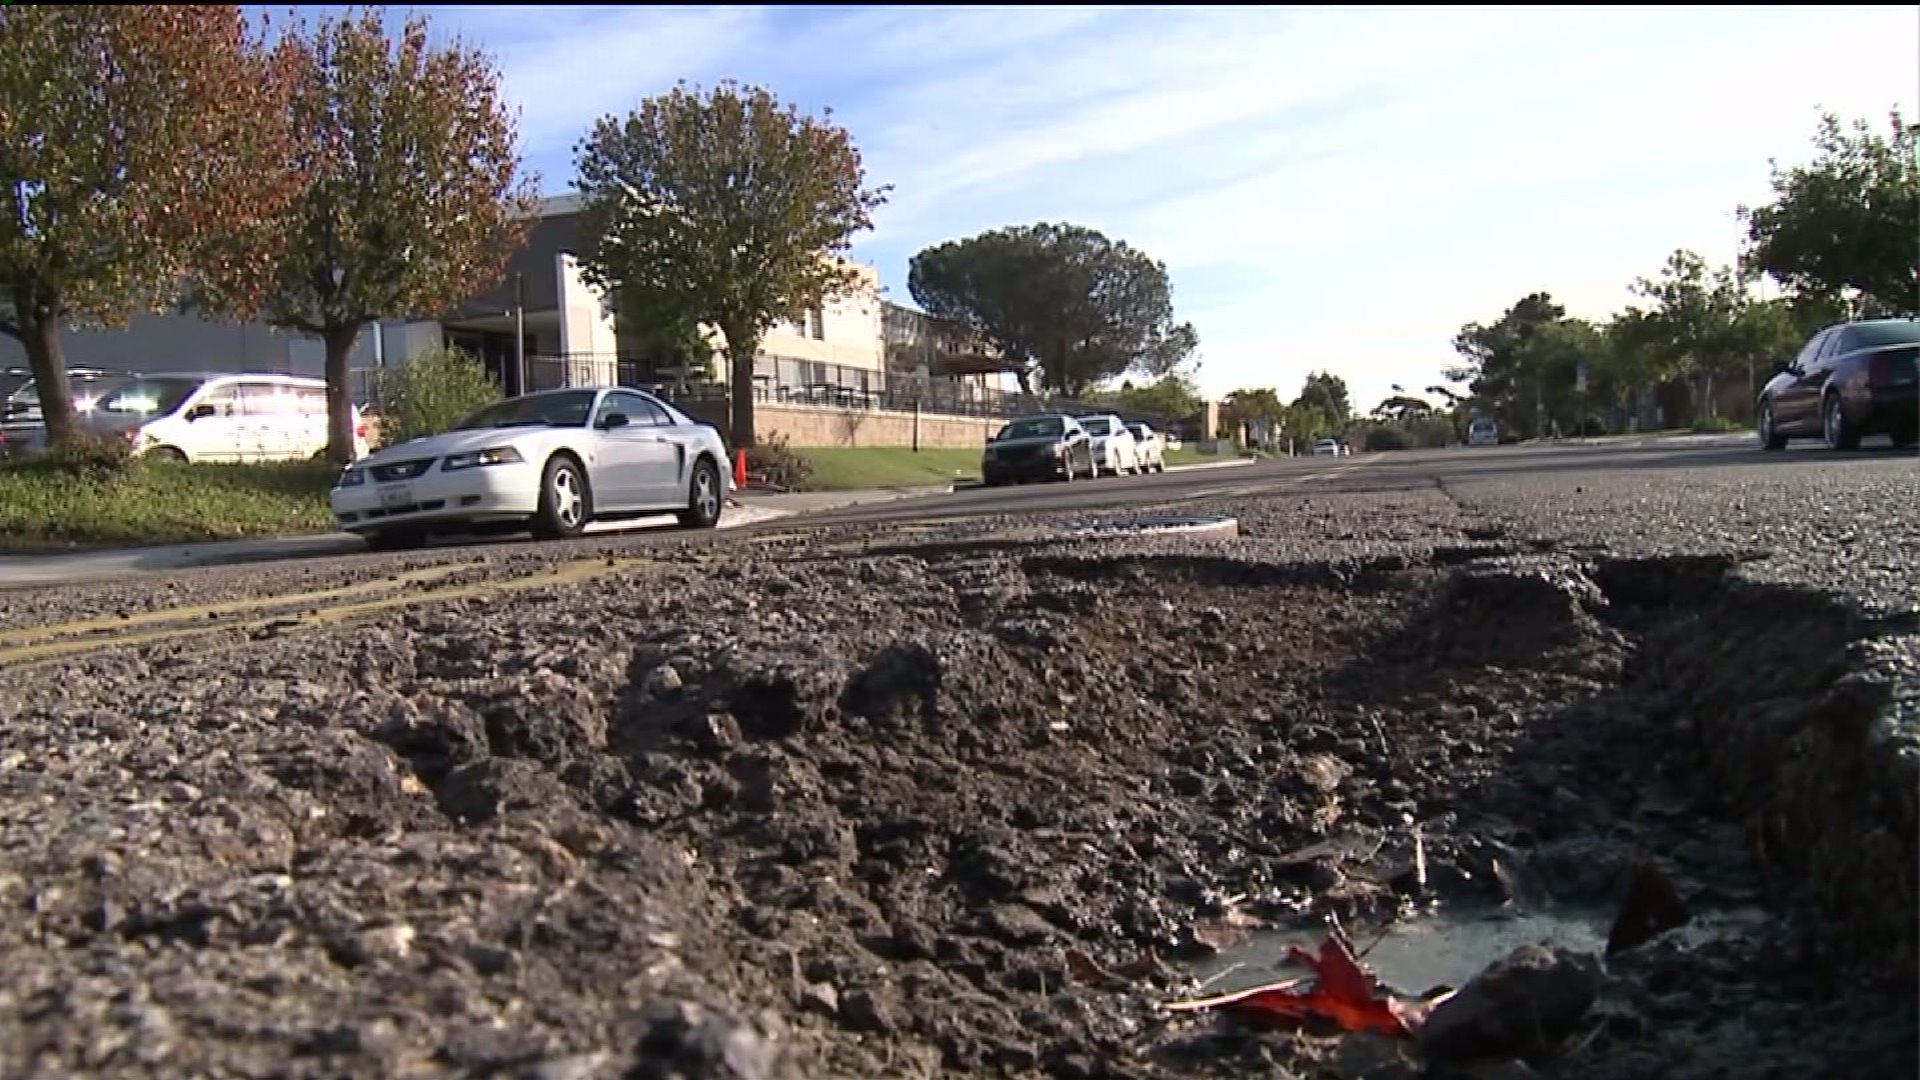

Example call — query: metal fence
[355,351,1192,433]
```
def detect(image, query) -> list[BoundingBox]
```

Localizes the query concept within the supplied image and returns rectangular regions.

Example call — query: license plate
[378,483,414,509]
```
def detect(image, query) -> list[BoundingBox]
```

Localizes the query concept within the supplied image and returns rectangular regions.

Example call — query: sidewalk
[0,486,935,589]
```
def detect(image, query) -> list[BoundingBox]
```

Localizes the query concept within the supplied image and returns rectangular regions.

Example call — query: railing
[520,351,1035,420]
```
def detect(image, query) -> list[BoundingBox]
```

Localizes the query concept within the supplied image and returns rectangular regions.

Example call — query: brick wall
[678,401,1000,449]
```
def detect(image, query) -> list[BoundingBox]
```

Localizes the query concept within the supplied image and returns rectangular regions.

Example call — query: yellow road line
[0,556,655,669]
[0,561,487,650]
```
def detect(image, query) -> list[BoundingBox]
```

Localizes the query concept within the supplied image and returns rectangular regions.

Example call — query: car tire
[1821,394,1860,451]
[531,454,592,540]
[1757,402,1787,451]
[364,527,427,552]
[677,456,724,530]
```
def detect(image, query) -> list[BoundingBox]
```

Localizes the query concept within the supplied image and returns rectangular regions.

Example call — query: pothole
[9,541,1914,1079]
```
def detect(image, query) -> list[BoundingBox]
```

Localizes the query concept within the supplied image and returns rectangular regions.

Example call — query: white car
[1077,413,1142,475]
[1124,421,1168,473]
[1311,438,1351,457]
[8,372,368,462]
[331,386,732,550]
[1467,418,1499,446]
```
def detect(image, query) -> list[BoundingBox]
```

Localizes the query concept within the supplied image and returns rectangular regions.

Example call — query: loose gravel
[0,448,1913,1079]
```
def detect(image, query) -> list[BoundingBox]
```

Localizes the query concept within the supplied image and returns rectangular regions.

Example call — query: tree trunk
[324,323,363,465]
[722,327,757,449]
[20,310,79,448]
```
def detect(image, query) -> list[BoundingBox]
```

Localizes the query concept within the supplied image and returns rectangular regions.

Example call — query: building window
[807,306,825,340]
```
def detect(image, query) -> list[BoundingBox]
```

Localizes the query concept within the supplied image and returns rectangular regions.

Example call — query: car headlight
[334,468,365,488]
[442,446,525,471]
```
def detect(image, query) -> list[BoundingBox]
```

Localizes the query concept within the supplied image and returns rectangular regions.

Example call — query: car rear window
[1844,321,1920,350]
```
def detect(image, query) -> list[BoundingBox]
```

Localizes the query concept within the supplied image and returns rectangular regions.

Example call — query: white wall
[556,252,617,385]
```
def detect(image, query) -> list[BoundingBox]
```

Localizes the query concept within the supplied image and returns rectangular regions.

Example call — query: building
[0,194,1032,445]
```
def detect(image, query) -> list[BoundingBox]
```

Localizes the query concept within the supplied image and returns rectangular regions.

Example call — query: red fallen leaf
[1162,931,1430,1037]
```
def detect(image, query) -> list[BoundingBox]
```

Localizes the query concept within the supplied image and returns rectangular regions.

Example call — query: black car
[981,413,1097,485]
[1758,317,1919,450]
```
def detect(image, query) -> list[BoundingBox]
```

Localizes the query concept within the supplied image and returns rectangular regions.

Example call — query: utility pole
[512,272,526,395]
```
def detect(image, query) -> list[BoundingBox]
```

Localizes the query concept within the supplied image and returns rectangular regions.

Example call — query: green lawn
[1163,445,1244,467]
[793,446,984,491]
[0,457,336,551]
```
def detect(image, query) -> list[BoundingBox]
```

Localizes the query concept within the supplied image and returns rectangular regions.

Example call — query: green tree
[1220,386,1286,441]
[1450,292,1567,436]
[1292,371,1352,421]
[0,5,300,448]
[1631,249,1756,420]
[375,343,502,446]
[1105,372,1202,422]
[1370,394,1434,422]
[191,10,536,464]
[1742,109,1918,315]
[908,222,1199,398]
[574,81,888,449]
[611,281,717,385]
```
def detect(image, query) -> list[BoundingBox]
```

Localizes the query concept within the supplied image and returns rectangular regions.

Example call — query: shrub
[745,432,813,491]
[1361,425,1412,452]
[46,431,136,479]
[375,345,502,447]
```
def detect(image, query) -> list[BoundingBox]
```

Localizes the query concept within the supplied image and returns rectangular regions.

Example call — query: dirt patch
[0,539,1912,1079]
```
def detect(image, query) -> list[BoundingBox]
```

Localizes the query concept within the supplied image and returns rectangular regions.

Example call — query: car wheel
[364,527,427,552]
[531,454,592,539]
[1757,402,1787,451]
[150,446,188,464]
[677,457,724,529]
[1821,394,1860,451]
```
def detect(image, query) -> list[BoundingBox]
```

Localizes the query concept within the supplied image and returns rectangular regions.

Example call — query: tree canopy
[1742,109,1917,315]
[1292,371,1352,422]
[907,222,1198,398]
[190,9,536,463]
[0,4,300,446]
[574,80,888,448]
[1096,372,1202,423]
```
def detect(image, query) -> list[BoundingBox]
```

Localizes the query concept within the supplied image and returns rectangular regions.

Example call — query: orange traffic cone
[733,448,748,488]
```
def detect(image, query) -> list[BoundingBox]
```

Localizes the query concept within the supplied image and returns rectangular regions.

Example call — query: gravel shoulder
[0,448,1912,1079]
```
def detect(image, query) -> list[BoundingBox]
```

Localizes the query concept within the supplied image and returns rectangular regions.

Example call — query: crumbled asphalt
[0,443,1912,1079]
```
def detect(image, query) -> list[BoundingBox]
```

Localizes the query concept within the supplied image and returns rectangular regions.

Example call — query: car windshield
[1850,321,1920,349]
[96,377,202,417]
[1081,417,1115,435]
[454,391,597,430]
[997,416,1065,440]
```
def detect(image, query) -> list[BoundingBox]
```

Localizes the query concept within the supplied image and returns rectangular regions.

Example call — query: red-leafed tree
[192,10,537,463]
[0,5,302,448]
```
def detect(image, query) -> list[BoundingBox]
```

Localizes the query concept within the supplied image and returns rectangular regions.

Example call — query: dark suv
[1758,317,1919,450]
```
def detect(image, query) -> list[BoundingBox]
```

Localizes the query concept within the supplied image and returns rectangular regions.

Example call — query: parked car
[331,386,731,550]
[1,369,138,451]
[1077,413,1142,474]
[1467,417,1499,446]
[1125,421,1168,473]
[1311,437,1351,457]
[981,413,1096,485]
[4,372,368,462]
[1758,316,1920,451]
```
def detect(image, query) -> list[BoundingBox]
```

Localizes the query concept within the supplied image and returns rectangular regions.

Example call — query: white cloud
[420,4,1919,415]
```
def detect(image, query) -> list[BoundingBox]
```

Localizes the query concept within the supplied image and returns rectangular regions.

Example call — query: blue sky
[410,4,1914,411]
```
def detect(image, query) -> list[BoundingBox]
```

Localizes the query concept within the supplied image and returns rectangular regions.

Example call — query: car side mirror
[187,403,216,421]
[600,412,629,429]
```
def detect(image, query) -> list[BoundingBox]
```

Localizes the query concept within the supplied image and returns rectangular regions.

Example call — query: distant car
[1125,421,1168,473]
[1311,438,1350,457]
[982,413,1096,485]
[1758,317,1920,451]
[331,386,732,550]
[1077,413,1142,475]
[5,372,366,463]
[1467,418,1499,447]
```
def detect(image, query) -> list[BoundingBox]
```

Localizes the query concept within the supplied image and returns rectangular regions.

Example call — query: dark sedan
[981,413,1097,485]
[1758,317,1919,450]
